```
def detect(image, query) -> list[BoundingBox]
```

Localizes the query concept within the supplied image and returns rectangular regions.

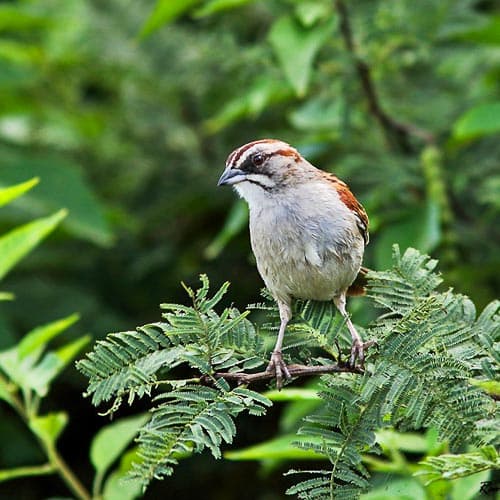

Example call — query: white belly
[249,205,364,303]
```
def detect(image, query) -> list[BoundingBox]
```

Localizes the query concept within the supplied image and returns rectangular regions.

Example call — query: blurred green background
[0,0,498,498]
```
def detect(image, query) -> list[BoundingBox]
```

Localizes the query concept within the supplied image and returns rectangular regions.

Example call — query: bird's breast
[248,202,364,302]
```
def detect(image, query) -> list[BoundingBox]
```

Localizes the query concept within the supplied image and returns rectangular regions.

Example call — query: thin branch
[334,0,435,153]
[205,362,363,386]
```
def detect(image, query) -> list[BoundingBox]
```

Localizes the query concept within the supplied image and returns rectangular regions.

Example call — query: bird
[218,139,370,389]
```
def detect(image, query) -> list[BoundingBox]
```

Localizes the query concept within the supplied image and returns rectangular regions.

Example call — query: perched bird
[218,139,370,388]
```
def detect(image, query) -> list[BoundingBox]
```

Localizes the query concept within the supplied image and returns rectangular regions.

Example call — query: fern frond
[415,445,500,484]
[77,277,265,412]
[132,384,271,486]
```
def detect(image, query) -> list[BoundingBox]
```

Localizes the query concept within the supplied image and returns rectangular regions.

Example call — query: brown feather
[347,266,369,296]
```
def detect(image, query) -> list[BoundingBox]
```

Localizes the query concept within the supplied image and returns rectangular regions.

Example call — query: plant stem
[334,0,434,153]
[3,386,91,500]
[0,463,56,481]
[46,444,91,500]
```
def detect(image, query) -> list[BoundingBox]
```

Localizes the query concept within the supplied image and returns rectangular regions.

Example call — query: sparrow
[218,139,370,389]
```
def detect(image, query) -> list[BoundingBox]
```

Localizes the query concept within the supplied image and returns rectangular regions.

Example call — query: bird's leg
[266,300,292,390]
[334,294,372,368]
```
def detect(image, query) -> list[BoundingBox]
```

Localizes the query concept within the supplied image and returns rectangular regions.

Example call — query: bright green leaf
[224,434,324,461]
[18,314,80,360]
[140,0,200,37]
[0,291,14,301]
[455,16,500,45]
[0,376,14,405]
[24,335,90,397]
[0,209,67,281]
[295,1,332,27]
[29,412,68,448]
[90,413,150,475]
[469,379,500,398]
[361,478,426,500]
[453,102,500,141]
[0,178,38,207]
[194,0,253,18]
[375,429,429,454]
[269,15,334,97]
[263,388,321,402]
[451,470,491,500]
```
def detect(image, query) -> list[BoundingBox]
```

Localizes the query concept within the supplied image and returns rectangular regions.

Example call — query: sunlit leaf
[453,102,500,141]
[18,314,80,360]
[0,209,67,281]
[29,413,68,447]
[455,16,500,45]
[224,434,324,461]
[24,336,90,397]
[0,178,38,207]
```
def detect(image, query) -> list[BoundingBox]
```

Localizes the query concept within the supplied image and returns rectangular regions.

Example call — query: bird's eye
[252,153,265,166]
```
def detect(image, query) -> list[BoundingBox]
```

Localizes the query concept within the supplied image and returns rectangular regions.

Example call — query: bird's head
[218,139,311,201]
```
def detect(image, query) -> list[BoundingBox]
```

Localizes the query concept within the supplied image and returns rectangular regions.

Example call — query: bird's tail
[347,266,369,296]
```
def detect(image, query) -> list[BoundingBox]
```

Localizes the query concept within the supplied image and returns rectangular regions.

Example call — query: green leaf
[90,413,150,476]
[204,76,293,133]
[263,388,321,402]
[24,336,90,397]
[194,0,253,18]
[0,315,82,396]
[0,291,14,301]
[451,470,491,500]
[295,1,333,28]
[455,16,500,45]
[29,412,68,448]
[268,15,334,97]
[224,434,324,461]
[102,448,143,500]
[361,477,426,500]
[140,0,200,37]
[374,200,441,270]
[0,209,67,281]
[18,314,80,359]
[0,376,14,405]
[453,102,500,141]
[375,429,429,454]
[204,200,248,259]
[0,158,113,246]
[0,178,38,207]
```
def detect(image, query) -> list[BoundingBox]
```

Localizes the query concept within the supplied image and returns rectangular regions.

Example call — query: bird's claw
[266,351,291,390]
[349,339,377,368]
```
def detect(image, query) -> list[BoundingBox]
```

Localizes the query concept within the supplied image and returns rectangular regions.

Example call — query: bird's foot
[266,351,291,390]
[349,339,377,369]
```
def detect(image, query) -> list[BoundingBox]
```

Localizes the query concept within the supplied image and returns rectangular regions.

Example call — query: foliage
[0,182,145,500]
[0,0,499,497]
[80,247,499,498]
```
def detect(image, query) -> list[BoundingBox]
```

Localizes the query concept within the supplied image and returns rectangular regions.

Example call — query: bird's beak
[217,168,247,186]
